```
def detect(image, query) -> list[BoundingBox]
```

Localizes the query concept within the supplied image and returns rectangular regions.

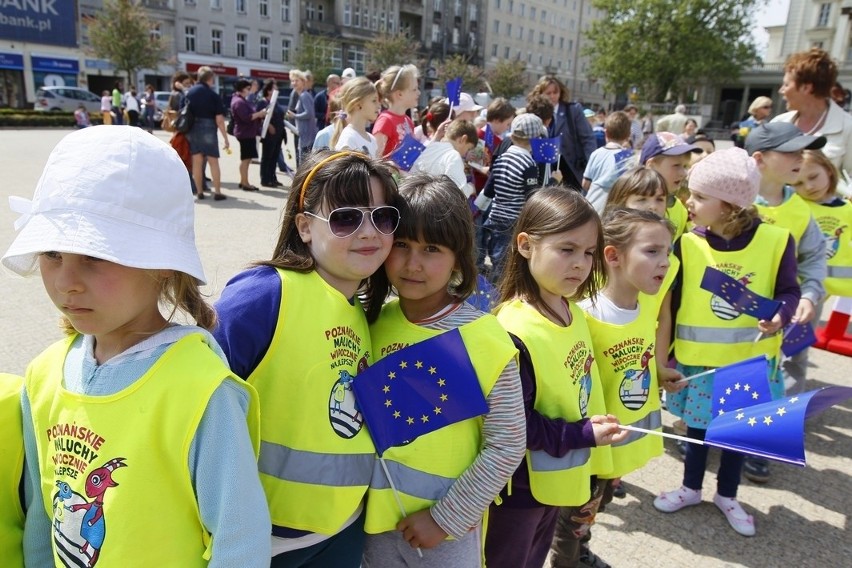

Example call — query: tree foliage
[486,60,528,99]
[585,0,762,102]
[88,0,166,85]
[294,34,337,80]
[436,54,484,93]
[365,33,423,74]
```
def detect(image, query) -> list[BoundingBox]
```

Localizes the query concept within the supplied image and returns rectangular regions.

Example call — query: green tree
[585,0,762,102]
[294,34,337,80]
[436,54,484,93]
[486,60,528,99]
[365,33,423,74]
[88,0,166,85]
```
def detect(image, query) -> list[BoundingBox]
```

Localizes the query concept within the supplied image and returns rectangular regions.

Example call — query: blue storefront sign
[0,0,77,47]
[31,55,78,88]
[85,58,112,71]
[0,52,23,70]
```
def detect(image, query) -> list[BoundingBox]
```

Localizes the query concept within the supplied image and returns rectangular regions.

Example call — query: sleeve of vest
[21,390,55,567]
[191,381,272,567]
[430,359,526,538]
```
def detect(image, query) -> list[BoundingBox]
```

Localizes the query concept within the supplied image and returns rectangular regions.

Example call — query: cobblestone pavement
[0,129,849,567]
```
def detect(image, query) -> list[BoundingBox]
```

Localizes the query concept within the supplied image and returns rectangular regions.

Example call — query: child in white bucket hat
[3,126,271,566]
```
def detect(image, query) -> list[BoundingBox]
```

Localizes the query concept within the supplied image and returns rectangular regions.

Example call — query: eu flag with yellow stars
[390,134,425,171]
[711,355,772,418]
[704,386,852,466]
[352,328,488,456]
[700,266,782,320]
[530,136,562,164]
[484,124,495,152]
[445,77,463,108]
[781,322,817,358]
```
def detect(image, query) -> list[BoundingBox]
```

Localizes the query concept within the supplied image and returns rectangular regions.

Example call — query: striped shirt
[483,145,539,225]
[422,302,526,539]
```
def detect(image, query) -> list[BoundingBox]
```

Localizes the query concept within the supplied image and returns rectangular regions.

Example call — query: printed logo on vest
[709,265,753,321]
[52,457,127,567]
[578,355,594,418]
[816,216,846,259]
[564,342,594,418]
[618,347,654,410]
[328,353,369,438]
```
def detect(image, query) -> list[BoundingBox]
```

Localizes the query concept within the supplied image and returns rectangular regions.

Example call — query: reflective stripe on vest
[368,458,455,501]
[828,265,852,278]
[612,411,662,447]
[676,324,768,344]
[528,447,591,472]
[258,442,374,486]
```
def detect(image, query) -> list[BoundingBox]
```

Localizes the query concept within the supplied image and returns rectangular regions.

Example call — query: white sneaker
[713,494,755,536]
[653,486,701,513]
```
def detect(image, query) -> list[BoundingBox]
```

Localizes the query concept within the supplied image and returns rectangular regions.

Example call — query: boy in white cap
[2,126,270,566]
[741,122,828,483]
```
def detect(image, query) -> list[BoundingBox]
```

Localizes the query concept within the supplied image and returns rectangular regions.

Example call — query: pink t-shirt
[372,110,415,157]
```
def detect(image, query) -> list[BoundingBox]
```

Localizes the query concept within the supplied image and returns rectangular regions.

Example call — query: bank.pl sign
[0,0,77,47]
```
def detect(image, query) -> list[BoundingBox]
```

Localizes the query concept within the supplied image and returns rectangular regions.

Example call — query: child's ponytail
[163,273,217,331]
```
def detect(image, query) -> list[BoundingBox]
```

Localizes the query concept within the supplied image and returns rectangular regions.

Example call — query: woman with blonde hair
[286,69,317,164]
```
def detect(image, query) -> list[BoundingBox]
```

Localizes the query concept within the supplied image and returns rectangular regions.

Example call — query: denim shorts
[188,118,220,158]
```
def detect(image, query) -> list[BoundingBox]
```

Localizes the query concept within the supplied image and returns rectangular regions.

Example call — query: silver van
[34,86,102,113]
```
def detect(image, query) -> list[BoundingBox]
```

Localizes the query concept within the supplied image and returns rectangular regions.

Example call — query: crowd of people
[1,47,851,568]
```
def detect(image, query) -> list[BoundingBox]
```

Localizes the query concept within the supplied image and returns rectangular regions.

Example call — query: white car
[34,86,102,113]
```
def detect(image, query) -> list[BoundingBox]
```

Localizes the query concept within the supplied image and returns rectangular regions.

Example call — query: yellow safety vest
[755,193,811,248]
[0,373,24,568]
[26,334,257,567]
[583,296,663,479]
[675,224,787,367]
[668,198,688,240]
[641,251,679,318]
[496,300,610,506]
[249,269,375,534]
[364,301,516,533]
[805,199,852,297]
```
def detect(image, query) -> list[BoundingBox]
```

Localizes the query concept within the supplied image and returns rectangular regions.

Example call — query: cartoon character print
[578,354,594,418]
[52,457,127,568]
[710,271,756,320]
[619,347,654,410]
[328,353,369,439]
[824,225,846,260]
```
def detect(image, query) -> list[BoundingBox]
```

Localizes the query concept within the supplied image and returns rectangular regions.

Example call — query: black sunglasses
[305,206,400,238]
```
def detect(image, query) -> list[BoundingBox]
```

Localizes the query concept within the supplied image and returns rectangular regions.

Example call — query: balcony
[140,0,175,11]
[400,0,423,16]
[302,19,339,36]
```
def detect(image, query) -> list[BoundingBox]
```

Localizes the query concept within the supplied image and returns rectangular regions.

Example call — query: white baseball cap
[341,68,356,79]
[447,93,484,114]
[2,126,206,283]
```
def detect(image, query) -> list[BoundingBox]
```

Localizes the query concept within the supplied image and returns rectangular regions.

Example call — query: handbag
[161,109,177,132]
[174,102,194,134]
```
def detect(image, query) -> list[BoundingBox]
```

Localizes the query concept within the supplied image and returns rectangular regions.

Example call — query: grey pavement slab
[0,128,849,567]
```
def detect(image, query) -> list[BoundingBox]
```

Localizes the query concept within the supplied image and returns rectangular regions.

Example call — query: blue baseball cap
[640,132,701,165]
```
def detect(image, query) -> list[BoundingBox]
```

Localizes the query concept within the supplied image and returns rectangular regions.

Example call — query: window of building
[527,28,532,41]
[518,25,523,40]
[185,25,196,52]
[550,34,554,47]
[452,27,459,45]
[434,0,442,11]
[469,4,477,21]
[363,7,370,29]
[149,23,161,41]
[541,9,546,22]
[508,0,514,14]
[504,46,510,58]
[817,3,831,27]
[348,45,366,75]
[331,45,343,70]
[506,23,512,36]
[282,38,291,61]
[560,37,564,49]
[260,0,268,17]
[236,0,246,14]
[492,43,498,57]
[388,15,395,32]
[281,0,290,21]
[454,0,461,17]
[344,2,351,25]
[520,2,525,17]
[260,35,269,60]
[211,29,222,55]
[318,4,324,21]
[493,20,499,34]
[354,4,360,26]
[210,0,221,9]
[539,31,544,44]
[236,32,247,57]
[184,0,195,5]
[306,2,315,20]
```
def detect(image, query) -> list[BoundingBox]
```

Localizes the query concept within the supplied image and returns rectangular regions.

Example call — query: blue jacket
[550,101,597,186]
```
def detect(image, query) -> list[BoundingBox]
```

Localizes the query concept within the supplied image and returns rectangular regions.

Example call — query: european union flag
[352,328,488,455]
[700,266,782,320]
[445,77,463,108]
[711,356,772,417]
[781,322,817,358]
[390,134,425,171]
[704,386,852,465]
[484,124,495,152]
[465,273,497,312]
[530,136,561,164]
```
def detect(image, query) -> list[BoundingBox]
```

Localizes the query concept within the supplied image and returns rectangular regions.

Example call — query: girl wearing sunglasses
[362,174,525,566]
[213,150,403,568]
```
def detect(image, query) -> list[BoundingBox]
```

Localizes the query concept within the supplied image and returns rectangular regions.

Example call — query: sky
[754,0,791,54]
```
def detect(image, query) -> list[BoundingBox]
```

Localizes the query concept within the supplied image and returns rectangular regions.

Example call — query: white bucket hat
[2,125,206,283]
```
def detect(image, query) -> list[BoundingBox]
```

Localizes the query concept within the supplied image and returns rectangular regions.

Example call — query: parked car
[34,87,102,113]
[152,91,171,122]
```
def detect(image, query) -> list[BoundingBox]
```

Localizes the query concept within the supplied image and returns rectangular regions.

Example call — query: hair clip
[426,112,434,122]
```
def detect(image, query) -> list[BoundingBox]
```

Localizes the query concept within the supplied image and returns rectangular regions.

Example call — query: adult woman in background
[733,96,773,148]
[528,75,596,190]
[185,65,229,201]
[230,79,266,192]
[286,69,317,164]
[256,79,286,188]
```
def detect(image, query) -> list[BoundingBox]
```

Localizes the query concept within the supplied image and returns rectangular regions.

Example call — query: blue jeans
[475,204,492,272]
[683,426,744,498]
[270,511,366,568]
[483,217,515,284]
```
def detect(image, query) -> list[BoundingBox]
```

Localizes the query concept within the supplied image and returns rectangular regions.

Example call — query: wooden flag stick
[379,456,423,558]
[674,367,715,385]
[618,424,706,446]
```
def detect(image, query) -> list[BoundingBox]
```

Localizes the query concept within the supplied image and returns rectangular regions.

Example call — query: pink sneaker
[653,486,701,513]
[713,494,755,536]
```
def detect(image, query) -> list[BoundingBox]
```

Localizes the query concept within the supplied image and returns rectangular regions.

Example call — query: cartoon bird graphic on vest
[826,226,845,259]
[67,457,127,567]
[53,481,74,531]
[578,354,594,416]
[620,347,654,410]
